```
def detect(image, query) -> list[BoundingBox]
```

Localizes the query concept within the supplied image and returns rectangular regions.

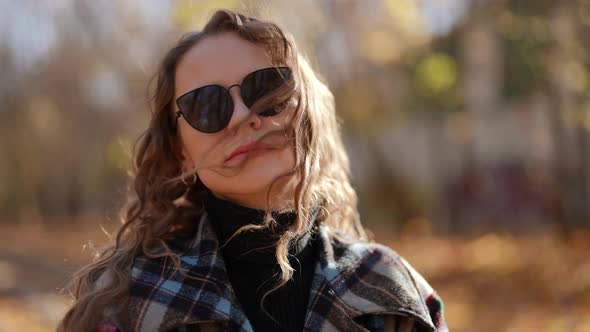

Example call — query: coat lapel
[127,213,254,332]
[126,213,435,332]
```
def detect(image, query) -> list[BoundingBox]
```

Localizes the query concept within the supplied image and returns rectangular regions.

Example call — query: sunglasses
[174,66,293,133]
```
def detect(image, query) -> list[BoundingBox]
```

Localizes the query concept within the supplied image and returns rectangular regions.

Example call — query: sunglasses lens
[176,85,233,133]
[241,67,292,113]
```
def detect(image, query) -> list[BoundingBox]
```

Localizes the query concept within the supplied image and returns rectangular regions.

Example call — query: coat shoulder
[325,231,448,332]
[355,240,437,297]
[328,232,419,284]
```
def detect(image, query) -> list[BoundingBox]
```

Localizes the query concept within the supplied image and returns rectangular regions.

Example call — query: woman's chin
[201,169,294,200]
[199,146,296,200]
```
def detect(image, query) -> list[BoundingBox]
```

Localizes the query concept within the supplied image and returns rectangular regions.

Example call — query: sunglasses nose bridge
[226,85,261,131]
[226,83,244,109]
[227,83,241,92]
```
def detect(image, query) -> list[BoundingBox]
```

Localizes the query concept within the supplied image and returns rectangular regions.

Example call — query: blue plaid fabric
[113,213,447,332]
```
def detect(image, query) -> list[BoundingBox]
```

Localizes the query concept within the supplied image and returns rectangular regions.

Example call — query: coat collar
[126,212,435,332]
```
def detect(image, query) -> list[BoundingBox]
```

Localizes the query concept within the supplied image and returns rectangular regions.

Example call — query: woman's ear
[180,152,190,173]
[179,144,195,174]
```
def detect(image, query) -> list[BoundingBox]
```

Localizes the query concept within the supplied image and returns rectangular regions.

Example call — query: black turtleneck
[203,189,319,332]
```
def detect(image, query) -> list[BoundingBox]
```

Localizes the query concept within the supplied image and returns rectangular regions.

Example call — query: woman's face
[174,32,297,209]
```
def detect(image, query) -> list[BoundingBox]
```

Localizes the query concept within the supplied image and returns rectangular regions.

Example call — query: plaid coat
[97,212,448,332]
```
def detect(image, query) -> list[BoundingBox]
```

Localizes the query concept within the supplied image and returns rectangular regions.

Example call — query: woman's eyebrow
[178,67,265,95]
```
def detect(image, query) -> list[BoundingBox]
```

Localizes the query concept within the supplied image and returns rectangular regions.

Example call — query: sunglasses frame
[173,66,292,134]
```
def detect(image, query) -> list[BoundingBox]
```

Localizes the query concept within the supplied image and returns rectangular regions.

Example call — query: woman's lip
[225,147,274,163]
[225,141,275,162]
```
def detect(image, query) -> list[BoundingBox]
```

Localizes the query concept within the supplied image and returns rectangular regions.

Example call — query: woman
[58,9,448,332]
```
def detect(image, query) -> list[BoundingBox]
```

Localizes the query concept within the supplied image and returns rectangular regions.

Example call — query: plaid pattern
[102,212,447,332]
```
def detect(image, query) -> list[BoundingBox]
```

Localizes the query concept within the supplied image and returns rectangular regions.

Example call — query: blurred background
[1,0,590,331]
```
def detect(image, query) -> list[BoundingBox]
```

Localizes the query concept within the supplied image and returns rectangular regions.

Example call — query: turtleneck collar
[202,187,320,265]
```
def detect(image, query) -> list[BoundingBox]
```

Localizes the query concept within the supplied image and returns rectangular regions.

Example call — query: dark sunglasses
[174,66,292,133]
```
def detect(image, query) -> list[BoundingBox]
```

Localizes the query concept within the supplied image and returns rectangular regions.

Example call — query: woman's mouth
[225,140,276,162]
[225,146,275,164]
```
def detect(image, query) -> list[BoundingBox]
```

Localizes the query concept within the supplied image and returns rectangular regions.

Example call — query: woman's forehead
[175,32,272,95]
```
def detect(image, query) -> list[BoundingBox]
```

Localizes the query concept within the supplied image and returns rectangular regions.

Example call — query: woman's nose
[226,87,262,131]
